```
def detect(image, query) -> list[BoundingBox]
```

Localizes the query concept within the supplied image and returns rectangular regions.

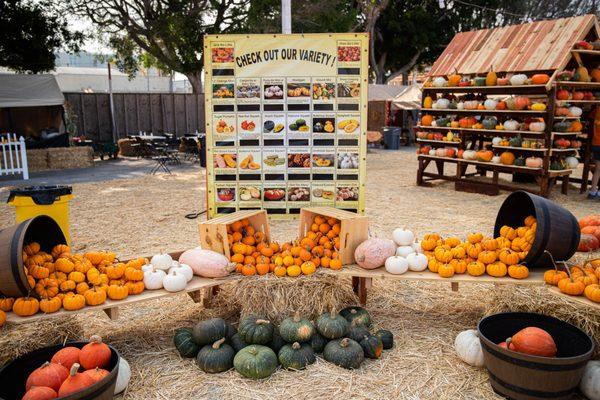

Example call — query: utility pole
[107,61,117,142]
[282,0,291,34]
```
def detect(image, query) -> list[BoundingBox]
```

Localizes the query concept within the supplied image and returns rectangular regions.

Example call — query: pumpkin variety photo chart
[204,34,369,218]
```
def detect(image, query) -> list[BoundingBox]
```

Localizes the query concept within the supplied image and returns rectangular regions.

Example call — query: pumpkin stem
[544,251,561,273]
[350,308,357,315]
[212,337,226,349]
[255,319,270,325]
[225,263,238,273]
[89,334,103,344]
[70,363,80,376]
[248,347,258,355]
[293,311,301,322]
[340,338,350,347]
[292,342,301,350]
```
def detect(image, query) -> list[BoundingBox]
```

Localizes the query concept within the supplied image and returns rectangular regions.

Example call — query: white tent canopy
[0,74,64,108]
[368,84,407,102]
[391,84,421,110]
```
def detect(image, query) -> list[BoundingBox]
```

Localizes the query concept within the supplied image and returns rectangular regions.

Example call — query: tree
[0,0,82,73]
[67,0,260,93]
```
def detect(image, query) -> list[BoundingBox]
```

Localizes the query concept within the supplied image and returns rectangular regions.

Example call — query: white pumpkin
[454,329,485,367]
[503,119,520,131]
[162,270,188,292]
[492,137,503,146]
[509,74,528,86]
[432,76,447,87]
[396,246,415,258]
[169,262,193,282]
[429,149,437,156]
[141,263,154,273]
[463,150,477,160]
[406,253,428,271]
[580,360,600,400]
[433,98,450,109]
[392,228,415,246]
[565,156,579,169]
[114,357,131,395]
[529,121,546,132]
[491,156,501,164]
[484,99,497,110]
[456,102,465,110]
[143,268,166,290]
[568,106,583,117]
[412,241,423,254]
[150,252,173,271]
[385,256,409,275]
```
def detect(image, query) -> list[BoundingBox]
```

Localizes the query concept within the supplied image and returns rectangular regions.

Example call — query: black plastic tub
[0,341,120,400]
[478,312,594,400]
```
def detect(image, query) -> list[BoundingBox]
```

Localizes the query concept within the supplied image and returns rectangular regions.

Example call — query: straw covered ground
[0,149,598,400]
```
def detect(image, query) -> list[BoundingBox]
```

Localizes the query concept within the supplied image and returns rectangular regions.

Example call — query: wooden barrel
[0,215,66,298]
[478,312,594,400]
[494,191,580,269]
[0,341,119,399]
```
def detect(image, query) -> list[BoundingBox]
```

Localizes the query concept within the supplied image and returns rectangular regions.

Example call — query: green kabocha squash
[192,317,229,345]
[310,332,328,353]
[225,322,237,340]
[375,329,394,350]
[360,334,383,359]
[233,345,278,379]
[434,117,451,127]
[238,315,274,345]
[229,333,249,353]
[323,338,364,369]
[514,157,526,167]
[340,306,371,327]
[346,323,370,343]
[474,77,487,87]
[316,310,349,339]
[509,134,522,148]
[174,327,200,358]
[279,312,315,343]
[278,342,316,370]
[553,120,572,132]
[482,117,497,131]
[269,326,286,353]
[196,338,235,373]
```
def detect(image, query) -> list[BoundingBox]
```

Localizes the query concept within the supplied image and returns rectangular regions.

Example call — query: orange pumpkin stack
[544,258,600,303]
[0,243,147,322]
[422,215,536,279]
[227,215,343,278]
[22,335,112,399]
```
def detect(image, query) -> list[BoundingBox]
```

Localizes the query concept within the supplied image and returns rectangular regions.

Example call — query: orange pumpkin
[51,346,81,370]
[531,74,550,84]
[500,151,515,166]
[79,335,111,370]
[506,327,556,357]
[421,114,434,126]
[476,150,494,162]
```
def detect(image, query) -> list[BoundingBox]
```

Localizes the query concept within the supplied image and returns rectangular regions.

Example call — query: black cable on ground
[184,210,207,219]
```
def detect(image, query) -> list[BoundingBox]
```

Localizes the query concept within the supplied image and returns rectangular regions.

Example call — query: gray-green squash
[310,332,328,353]
[360,334,383,359]
[279,312,315,343]
[323,338,364,369]
[340,306,371,327]
[346,324,370,343]
[174,327,199,358]
[192,318,229,345]
[196,338,235,373]
[316,310,349,339]
[238,315,274,345]
[278,342,316,370]
[375,329,394,349]
[233,345,278,379]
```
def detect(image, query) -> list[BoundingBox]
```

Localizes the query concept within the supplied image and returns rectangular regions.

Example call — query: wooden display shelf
[417,154,544,172]
[492,145,548,152]
[547,286,600,309]
[425,109,546,115]
[422,85,547,94]
[416,139,461,145]
[556,99,600,104]
[5,275,239,325]
[551,131,582,136]
[548,169,574,177]
[571,49,600,56]
[550,148,579,154]
[556,81,600,88]
[416,125,544,137]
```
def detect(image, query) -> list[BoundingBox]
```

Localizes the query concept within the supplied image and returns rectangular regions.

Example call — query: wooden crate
[299,207,369,265]
[199,210,271,259]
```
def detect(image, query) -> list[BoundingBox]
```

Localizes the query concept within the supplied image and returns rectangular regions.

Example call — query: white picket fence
[0,134,29,180]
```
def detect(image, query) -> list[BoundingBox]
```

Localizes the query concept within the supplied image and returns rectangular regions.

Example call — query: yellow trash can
[7,186,74,245]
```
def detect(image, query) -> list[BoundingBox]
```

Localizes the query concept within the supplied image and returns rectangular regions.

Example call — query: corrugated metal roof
[429,15,597,77]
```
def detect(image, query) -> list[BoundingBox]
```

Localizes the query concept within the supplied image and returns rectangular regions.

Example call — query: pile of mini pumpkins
[21,335,112,399]
[544,259,600,303]
[425,68,550,88]
[227,215,343,278]
[422,215,537,279]
[173,306,393,378]
[0,242,148,324]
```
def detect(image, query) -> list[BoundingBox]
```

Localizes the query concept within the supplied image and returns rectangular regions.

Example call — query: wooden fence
[63,93,205,143]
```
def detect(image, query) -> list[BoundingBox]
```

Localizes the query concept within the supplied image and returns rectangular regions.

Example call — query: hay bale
[47,147,93,170]
[211,273,359,323]
[25,149,50,172]
[118,139,139,157]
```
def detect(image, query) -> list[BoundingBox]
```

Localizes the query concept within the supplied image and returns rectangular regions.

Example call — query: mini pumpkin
[84,287,107,306]
[487,262,507,277]
[62,293,85,311]
[508,264,529,279]
[13,297,39,316]
[478,251,497,265]
[39,296,62,314]
[467,261,486,277]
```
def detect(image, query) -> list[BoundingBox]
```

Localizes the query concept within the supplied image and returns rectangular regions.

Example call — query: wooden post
[103,307,119,320]
[451,282,459,292]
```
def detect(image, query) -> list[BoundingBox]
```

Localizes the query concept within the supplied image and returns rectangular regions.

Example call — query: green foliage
[0,0,82,73]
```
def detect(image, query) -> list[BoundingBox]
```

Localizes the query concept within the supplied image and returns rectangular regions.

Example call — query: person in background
[588,107,600,199]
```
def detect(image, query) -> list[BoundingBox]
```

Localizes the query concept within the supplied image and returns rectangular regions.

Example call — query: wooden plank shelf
[425,108,546,115]
[551,131,582,136]
[416,125,544,137]
[571,49,600,56]
[550,148,579,154]
[556,100,600,104]
[416,139,461,145]
[547,286,600,309]
[548,169,574,176]
[417,155,544,172]
[422,85,548,95]
[492,145,548,152]
[5,275,240,325]
[556,81,600,88]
